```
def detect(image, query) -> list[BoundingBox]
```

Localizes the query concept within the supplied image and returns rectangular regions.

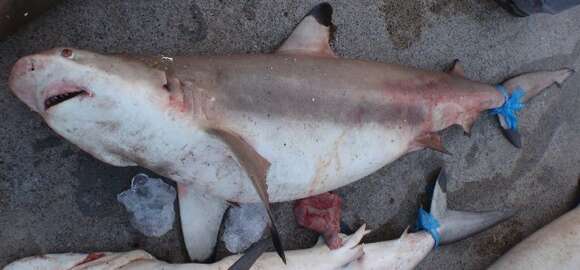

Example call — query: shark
[7,2,574,261]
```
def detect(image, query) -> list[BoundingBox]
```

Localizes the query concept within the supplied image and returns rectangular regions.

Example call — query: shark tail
[493,68,575,148]
[420,169,516,245]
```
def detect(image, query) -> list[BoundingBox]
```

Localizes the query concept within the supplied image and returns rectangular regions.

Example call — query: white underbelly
[260,119,412,201]
[171,116,415,202]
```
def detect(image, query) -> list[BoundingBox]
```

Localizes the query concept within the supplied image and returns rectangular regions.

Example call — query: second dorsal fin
[276,3,336,57]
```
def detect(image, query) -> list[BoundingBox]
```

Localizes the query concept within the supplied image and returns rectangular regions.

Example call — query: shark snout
[10,57,31,78]
[9,55,45,112]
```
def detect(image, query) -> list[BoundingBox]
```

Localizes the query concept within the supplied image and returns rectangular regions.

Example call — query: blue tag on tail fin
[416,208,441,247]
[489,85,525,130]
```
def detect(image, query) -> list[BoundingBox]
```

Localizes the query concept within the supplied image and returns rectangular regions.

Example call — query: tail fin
[426,169,516,245]
[494,68,575,148]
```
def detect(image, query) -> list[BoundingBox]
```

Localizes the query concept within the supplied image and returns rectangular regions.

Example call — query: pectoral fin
[276,3,336,57]
[207,128,286,263]
[228,238,270,270]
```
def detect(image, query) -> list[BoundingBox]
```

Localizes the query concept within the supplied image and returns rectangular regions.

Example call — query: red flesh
[72,252,105,267]
[294,192,342,249]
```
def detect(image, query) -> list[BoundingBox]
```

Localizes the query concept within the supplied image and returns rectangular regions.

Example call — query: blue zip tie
[416,208,441,247]
[489,85,525,130]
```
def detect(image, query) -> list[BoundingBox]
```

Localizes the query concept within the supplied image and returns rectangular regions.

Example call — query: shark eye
[61,48,73,58]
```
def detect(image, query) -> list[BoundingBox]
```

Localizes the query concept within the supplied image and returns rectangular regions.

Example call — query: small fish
[7,2,574,261]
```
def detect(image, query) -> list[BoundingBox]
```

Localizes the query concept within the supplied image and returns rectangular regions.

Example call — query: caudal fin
[494,68,575,148]
[425,169,516,245]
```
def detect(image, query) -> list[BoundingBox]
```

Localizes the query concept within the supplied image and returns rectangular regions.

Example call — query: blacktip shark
[3,170,514,270]
[7,2,574,262]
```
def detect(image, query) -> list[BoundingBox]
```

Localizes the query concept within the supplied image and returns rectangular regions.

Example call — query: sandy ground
[0,0,579,269]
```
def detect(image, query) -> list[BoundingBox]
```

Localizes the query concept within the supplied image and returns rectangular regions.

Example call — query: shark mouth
[44,87,89,110]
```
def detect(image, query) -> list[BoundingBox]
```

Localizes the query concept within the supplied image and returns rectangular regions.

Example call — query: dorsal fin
[276,3,336,57]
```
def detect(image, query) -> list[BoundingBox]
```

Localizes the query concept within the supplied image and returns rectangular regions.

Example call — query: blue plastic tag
[489,85,525,130]
[416,208,441,247]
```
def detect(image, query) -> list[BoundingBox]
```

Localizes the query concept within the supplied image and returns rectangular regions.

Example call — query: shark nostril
[29,59,35,71]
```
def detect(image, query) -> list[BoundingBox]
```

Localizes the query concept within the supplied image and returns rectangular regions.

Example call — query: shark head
[9,48,173,166]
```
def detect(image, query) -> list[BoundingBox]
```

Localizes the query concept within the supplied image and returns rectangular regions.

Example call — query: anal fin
[207,127,286,263]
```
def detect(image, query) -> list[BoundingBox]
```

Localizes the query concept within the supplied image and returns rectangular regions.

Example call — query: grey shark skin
[7,2,575,261]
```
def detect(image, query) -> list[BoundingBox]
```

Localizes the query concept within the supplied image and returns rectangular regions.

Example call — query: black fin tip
[307,2,333,27]
[502,128,522,148]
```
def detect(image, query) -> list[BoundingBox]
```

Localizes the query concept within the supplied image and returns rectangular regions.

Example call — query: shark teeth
[44,90,86,110]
